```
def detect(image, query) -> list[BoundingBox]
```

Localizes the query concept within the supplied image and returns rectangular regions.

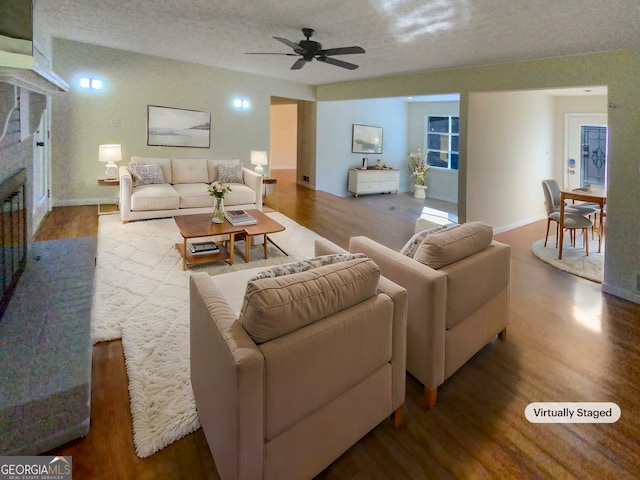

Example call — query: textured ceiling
[35,0,640,86]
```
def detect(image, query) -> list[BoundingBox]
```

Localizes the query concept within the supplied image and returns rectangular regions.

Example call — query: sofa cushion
[218,164,244,184]
[239,257,380,344]
[207,159,241,183]
[400,225,450,258]
[129,163,165,187]
[130,183,180,211]
[172,183,213,208]
[249,253,368,281]
[171,158,208,184]
[131,156,172,184]
[224,184,256,206]
[414,221,494,269]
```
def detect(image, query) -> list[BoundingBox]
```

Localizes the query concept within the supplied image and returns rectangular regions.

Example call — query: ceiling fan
[246,28,365,70]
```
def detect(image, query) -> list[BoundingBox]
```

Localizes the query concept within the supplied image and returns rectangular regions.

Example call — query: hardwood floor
[44,175,640,479]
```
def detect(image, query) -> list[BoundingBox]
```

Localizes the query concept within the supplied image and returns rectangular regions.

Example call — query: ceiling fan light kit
[246,28,365,71]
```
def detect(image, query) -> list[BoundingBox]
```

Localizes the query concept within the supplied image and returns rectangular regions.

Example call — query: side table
[262,177,278,211]
[97,176,120,215]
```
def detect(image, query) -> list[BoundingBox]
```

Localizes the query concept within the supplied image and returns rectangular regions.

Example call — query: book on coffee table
[224,210,257,226]
[188,240,220,255]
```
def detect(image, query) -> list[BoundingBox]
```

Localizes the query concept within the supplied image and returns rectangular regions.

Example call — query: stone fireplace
[0,168,27,319]
[0,82,50,319]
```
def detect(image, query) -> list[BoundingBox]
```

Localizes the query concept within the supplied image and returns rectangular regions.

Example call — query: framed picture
[147,105,211,148]
[352,124,383,154]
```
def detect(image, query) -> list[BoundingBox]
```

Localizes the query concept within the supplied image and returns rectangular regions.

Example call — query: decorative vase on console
[408,148,429,199]
[208,181,232,223]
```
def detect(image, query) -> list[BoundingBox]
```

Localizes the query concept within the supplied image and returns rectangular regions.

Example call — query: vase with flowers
[409,148,429,198]
[208,181,233,223]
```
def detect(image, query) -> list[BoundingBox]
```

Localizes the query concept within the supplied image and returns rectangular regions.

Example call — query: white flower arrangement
[409,148,429,186]
[208,181,233,199]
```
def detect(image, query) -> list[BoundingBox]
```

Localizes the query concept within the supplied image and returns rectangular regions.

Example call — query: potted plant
[409,148,429,199]
[208,181,233,223]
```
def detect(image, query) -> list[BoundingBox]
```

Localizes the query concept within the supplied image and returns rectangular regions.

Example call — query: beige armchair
[189,252,407,480]
[317,222,510,408]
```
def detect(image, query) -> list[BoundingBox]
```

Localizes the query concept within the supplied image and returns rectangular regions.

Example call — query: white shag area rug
[531,234,604,283]
[91,212,322,457]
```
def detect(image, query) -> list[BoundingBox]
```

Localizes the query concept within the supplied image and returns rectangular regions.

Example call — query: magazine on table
[224,210,257,226]
[188,240,220,255]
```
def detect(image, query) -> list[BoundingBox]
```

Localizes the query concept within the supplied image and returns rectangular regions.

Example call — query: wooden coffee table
[174,209,285,270]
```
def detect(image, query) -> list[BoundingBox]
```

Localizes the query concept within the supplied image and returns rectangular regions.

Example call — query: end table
[262,177,278,211]
[97,176,119,215]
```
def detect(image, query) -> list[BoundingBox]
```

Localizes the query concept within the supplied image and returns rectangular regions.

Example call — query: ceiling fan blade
[273,36,306,54]
[291,58,307,70]
[317,56,359,70]
[245,52,299,56]
[319,46,365,56]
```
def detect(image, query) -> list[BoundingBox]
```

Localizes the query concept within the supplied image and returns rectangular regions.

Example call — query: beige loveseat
[119,156,263,223]
[190,251,407,480]
[317,222,511,408]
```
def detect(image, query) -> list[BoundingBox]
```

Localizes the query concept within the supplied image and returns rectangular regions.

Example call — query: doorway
[270,102,297,172]
[32,109,50,232]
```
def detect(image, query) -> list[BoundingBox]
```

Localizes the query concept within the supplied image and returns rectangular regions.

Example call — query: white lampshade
[99,144,122,178]
[250,150,268,174]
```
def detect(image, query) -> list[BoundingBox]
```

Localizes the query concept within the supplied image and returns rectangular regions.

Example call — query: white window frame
[424,115,459,170]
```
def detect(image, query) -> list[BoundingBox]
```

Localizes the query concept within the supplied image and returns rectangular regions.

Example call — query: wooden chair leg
[425,387,437,408]
[390,405,403,428]
[544,218,551,247]
[498,327,507,340]
[584,228,589,256]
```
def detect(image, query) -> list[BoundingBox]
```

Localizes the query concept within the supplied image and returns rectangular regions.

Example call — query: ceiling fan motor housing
[299,39,321,57]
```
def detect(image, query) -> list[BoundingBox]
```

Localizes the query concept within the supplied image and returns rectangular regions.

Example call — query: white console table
[348,168,399,197]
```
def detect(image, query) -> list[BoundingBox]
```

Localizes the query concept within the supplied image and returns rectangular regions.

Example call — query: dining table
[559,185,606,259]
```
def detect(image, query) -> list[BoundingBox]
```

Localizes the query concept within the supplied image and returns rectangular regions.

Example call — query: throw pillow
[129,163,165,186]
[239,257,380,344]
[217,164,243,183]
[414,221,493,269]
[400,224,450,258]
[249,253,368,281]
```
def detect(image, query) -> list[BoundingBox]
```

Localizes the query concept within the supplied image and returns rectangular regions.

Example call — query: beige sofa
[119,156,263,223]
[189,250,407,480]
[318,222,511,407]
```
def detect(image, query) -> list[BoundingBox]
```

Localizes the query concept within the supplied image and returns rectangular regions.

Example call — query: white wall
[467,91,555,231]
[316,98,407,196]
[50,39,315,206]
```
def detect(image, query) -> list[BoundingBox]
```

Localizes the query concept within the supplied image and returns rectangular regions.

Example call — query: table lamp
[99,144,122,179]
[250,150,268,174]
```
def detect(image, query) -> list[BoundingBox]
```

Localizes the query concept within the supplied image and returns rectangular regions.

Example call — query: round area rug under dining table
[531,235,603,283]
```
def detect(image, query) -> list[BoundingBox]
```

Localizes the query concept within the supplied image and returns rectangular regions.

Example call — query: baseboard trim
[602,283,640,305]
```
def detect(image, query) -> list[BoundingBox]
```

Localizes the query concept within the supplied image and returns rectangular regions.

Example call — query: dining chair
[543,179,598,215]
[542,180,593,255]
[543,178,600,238]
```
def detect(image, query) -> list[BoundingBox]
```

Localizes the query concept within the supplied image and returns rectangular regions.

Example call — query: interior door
[32,109,50,232]
[564,114,607,190]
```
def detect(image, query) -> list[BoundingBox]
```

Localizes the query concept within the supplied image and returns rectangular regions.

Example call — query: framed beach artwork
[352,124,383,154]
[147,105,211,148]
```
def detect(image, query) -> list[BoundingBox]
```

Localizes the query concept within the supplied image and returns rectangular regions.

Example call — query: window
[425,116,459,170]
[581,125,607,186]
